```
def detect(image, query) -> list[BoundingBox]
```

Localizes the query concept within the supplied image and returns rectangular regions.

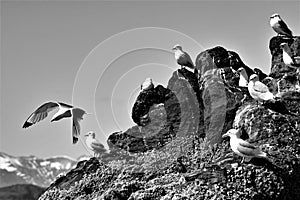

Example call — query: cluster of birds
[23,13,298,160]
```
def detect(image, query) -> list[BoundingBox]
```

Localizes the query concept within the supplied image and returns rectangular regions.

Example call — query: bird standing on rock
[280,43,300,89]
[237,67,249,87]
[23,101,87,144]
[172,44,195,71]
[222,129,268,163]
[248,74,276,102]
[270,13,293,37]
[141,78,154,91]
[85,131,107,157]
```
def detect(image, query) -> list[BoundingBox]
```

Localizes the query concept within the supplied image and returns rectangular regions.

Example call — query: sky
[1,1,299,159]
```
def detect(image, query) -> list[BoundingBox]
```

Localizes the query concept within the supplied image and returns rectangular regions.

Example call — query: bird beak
[172,47,176,50]
[84,134,89,137]
[222,133,229,138]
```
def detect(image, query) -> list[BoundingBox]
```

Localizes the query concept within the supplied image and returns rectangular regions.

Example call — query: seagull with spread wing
[172,44,195,71]
[222,129,268,162]
[270,13,293,37]
[85,131,107,157]
[22,101,87,144]
[248,74,276,102]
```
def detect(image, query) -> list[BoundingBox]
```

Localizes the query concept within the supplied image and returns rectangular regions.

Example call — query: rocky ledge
[39,36,300,200]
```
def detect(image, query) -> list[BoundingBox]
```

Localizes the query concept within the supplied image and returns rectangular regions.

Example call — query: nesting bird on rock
[270,13,293,37]
[23,101,87,144]
[141,78,154,91]
[237,67,249,87]
[222,129,268,162]
[172,44,195,71]
[85,131,107,157]
[248,74,276,102]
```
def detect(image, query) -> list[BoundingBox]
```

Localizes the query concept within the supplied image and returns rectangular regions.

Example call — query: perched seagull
[23,101,87,144]
[222,129,268,162]
[248,74,276,102]
[280,43,300,69]
[253,68,267,81]
[280,43,300,89]
[141,78,154,91]
[85,131,107,157]
[237,67,248,87]
[270,13,293,37]
[172,44,194,70]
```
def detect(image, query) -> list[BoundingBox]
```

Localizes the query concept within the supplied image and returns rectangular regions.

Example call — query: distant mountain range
[0,152,85,188]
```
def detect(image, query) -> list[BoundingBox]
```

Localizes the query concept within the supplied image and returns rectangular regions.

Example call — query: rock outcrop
[39,36,300,200]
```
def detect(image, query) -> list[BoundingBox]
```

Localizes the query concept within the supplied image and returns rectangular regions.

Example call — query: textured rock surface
[39,37,300,200]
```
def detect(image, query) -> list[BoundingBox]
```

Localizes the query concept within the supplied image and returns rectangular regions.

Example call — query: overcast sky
[1,1,299,159]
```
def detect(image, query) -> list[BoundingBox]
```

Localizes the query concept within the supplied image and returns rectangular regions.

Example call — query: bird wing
[91,140,106,153]
[236,139,260,157]
[253,81,269,93]
[71,108,86,144]
[278,20,293,36]
[23,102,59,128]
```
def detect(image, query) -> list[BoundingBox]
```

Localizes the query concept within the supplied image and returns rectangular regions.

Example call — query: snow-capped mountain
[0,152,78,188]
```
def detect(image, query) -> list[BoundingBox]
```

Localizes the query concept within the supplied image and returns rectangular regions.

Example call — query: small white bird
[270,13,293,37]
[84,131,107,157]
[280,43,300,69]
[248,74,276,102]
[222,129,267,162]
[172,44,194,70]
[237,67,249,87]
[141,78,154,91]
[23,101,87,144]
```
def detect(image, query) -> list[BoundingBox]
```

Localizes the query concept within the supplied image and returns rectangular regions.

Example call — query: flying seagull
[22,101,87,144]
[172,44,194,70]
[237,67,248,87]
[270,13,293,37]
[222,129,268,162]
[248,74,276,102]
[85,131,107,157]
[141,78,154,91]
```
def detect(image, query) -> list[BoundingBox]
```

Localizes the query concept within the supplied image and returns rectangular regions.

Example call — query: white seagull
[172,44,195,70]
[248,74,276,102]
[141,78,154,91]
[23,101,87,144]
[85,131,107,157]
[222,129,268,162]
[270,13,293,37]
[280,43,300,69]
[237,67,248,87]
[280,43,300,89]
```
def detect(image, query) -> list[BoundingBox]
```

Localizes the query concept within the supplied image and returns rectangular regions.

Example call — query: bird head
[172,44,182,51]
[280,42,289,50]
[249,74,259,81]
[222,129,239,138]
[237,67,245,73]
[270,13,280,19]
[85,131,96,138]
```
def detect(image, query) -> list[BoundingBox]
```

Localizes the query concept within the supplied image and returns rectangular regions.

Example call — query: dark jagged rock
[196,46,248,144]
[40,39,300,200]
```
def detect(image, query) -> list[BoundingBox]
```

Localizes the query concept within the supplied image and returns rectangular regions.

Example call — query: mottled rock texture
[39,37,300,200]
